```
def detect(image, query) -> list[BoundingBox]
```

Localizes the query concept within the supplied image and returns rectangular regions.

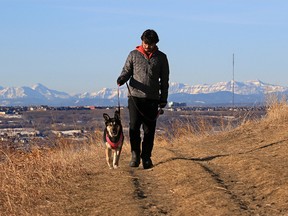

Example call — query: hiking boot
[129,151,140,167]
[142,158,153,169]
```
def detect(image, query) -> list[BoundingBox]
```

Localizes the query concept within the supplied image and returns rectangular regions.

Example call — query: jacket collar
[136,45,158,59]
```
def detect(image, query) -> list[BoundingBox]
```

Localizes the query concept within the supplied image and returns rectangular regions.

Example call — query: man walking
[117,29,170,169]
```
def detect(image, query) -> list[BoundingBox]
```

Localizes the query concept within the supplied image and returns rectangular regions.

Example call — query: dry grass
[1,99,287,215]
[265,95,288,122]
[163,113,244,144]
[0,132,104,215]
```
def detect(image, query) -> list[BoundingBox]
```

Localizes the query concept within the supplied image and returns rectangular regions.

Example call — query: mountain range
[0,80,287,106]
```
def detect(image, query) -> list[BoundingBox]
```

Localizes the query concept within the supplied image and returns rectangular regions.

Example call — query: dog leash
[125,83,163,122]
[117,85,121,115]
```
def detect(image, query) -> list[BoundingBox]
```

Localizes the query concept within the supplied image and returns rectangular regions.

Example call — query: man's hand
[117,77,125,86]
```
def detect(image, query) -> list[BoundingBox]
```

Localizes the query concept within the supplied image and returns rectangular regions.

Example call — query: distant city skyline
[1,0,287,94]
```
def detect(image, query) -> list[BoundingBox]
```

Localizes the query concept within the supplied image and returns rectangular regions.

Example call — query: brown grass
[265,95,288,122]
[0,132,104,215]
[1,99,288,215]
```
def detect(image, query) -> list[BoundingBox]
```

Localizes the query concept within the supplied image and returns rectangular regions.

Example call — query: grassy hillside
[1,100,288,215]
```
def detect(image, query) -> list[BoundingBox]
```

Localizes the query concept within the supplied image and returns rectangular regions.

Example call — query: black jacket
[118,47,169,103]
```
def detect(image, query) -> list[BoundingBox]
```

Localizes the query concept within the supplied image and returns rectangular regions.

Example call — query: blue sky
[0,0,287,94]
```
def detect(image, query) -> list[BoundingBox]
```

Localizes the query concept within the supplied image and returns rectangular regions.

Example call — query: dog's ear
[103,113,110,122]
[114,111,120,120]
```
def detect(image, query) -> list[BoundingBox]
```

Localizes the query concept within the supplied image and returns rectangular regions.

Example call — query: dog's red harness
[106,132,123,149]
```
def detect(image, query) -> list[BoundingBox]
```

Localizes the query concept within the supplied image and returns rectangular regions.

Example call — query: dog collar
[106,132,123,149]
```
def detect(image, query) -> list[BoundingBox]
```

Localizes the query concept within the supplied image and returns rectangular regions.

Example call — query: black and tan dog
[103,110,124,169]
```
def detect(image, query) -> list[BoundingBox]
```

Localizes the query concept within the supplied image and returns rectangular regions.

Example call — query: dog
[103,110,124,169]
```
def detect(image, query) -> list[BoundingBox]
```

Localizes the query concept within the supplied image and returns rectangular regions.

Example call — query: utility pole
[232,53,235,107]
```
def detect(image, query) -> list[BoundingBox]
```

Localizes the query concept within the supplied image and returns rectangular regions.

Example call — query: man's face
[142,41,156,54]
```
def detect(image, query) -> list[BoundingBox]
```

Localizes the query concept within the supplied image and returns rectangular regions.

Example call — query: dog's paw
[113,165,119,169]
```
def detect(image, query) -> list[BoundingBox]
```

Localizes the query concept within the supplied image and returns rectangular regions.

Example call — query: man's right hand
[117,77,125,86]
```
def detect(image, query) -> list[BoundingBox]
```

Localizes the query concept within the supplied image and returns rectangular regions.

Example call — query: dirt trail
[22,118,288,216]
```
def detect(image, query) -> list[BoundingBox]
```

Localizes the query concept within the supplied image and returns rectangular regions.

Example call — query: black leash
[125,83,163,122]
[116,85,121,115]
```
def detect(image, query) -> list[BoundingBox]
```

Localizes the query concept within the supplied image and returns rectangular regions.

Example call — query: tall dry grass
[161,96,288,146]
[0,132,104,215]
[265,95,288,123]
[162,114,242,144]
[164,117,213,143]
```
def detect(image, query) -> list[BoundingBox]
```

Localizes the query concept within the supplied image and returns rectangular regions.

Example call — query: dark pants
[128,97,159,160]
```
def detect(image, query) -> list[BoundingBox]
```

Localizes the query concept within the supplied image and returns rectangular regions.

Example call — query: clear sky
[0,0,287,94]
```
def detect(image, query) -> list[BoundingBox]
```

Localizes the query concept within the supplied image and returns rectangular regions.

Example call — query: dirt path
[32,119,288,216]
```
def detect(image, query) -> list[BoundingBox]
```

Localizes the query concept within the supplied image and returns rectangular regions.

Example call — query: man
[117,29,169,169]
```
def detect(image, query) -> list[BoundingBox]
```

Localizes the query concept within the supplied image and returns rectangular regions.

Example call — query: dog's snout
[112,128,118,135]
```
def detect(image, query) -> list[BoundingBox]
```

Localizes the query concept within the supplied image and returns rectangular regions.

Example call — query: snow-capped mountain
[0,80,287,106]
[31,83,70,100]
[86,80,287,106]
[78,88,121,99]
[87,80,287,99]
[0,84,73,106]
[0,86,44,99]
[169,80,287,95]
[0,84,70,100]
